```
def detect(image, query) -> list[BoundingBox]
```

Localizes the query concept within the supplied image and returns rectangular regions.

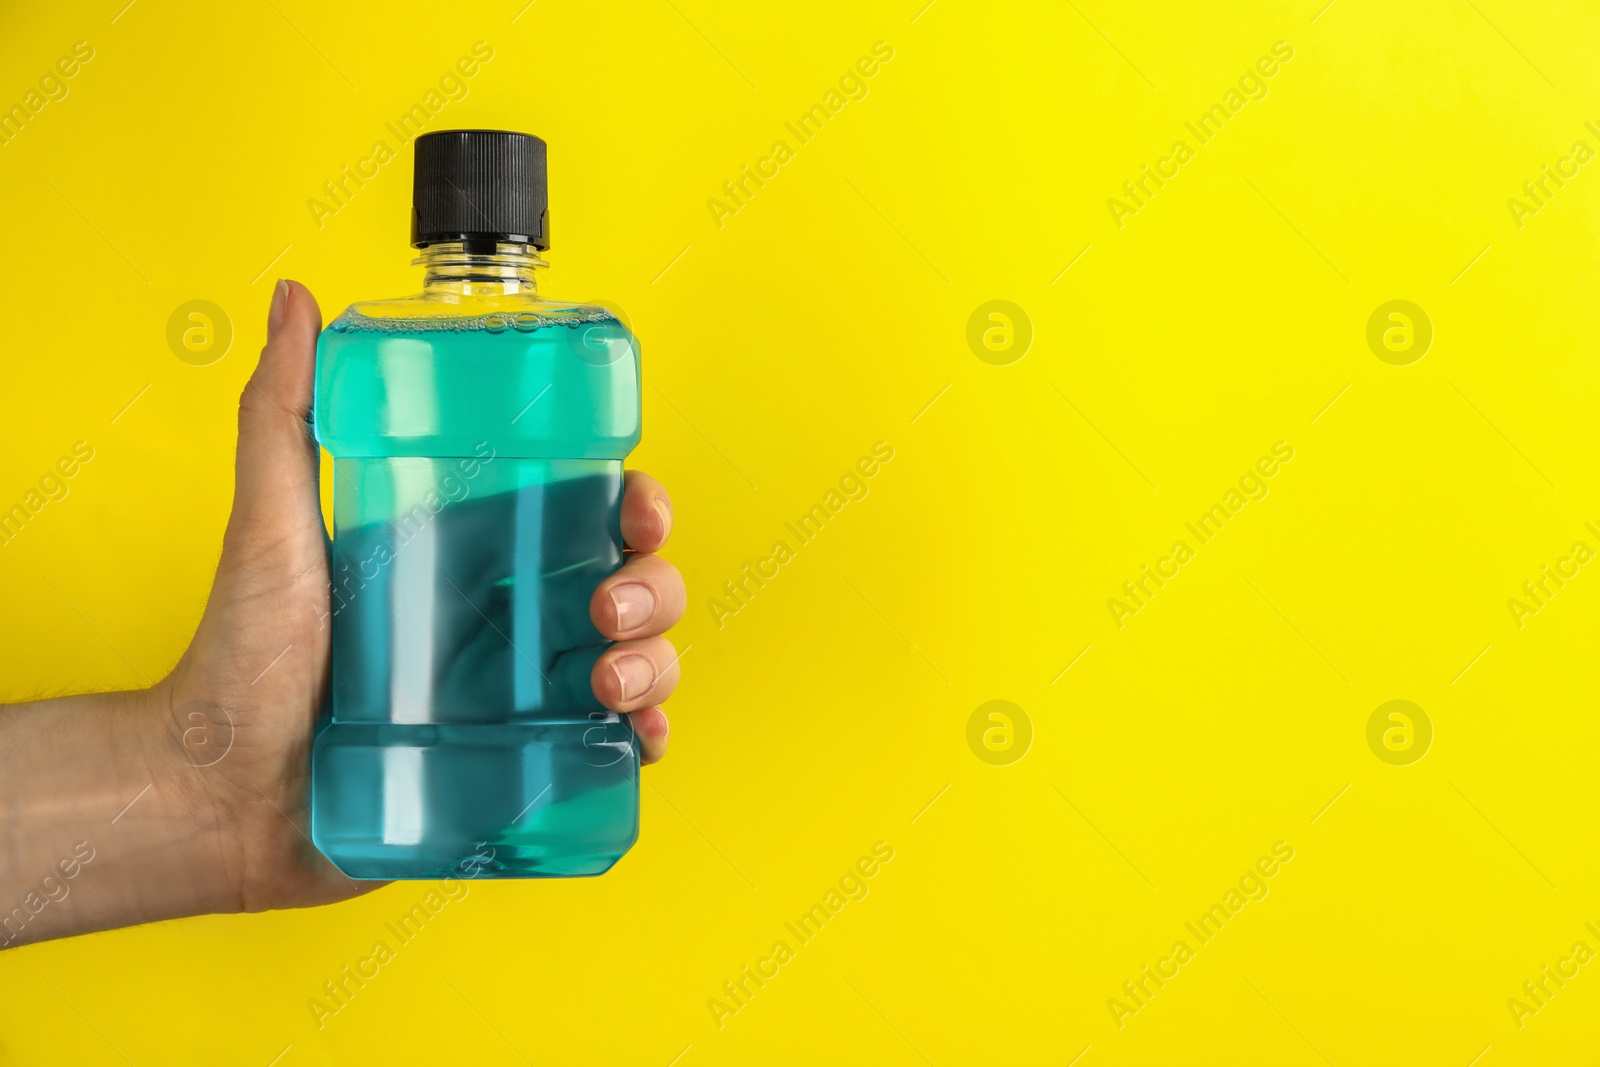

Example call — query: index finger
[621,469,673,552]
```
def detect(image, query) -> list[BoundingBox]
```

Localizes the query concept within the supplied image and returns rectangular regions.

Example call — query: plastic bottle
[310,129,641,879]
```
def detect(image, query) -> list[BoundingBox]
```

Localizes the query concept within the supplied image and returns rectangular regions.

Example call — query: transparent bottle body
[310,245,642,879]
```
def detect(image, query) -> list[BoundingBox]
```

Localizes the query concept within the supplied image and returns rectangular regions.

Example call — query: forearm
[0,688,234,949]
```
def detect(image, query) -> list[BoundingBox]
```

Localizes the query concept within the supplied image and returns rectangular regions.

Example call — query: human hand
[0,280,683,945]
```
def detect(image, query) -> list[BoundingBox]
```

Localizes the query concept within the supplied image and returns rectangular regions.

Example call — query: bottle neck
[415,241,546,297]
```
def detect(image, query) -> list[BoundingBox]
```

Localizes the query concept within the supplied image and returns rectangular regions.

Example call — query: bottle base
[311,719,639,880]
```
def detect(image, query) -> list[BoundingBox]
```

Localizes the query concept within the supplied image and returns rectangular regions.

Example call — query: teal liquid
[311,308,642,879]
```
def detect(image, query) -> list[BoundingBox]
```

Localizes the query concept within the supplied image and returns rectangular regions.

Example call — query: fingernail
[609,583,656,634]
[612,654,656,702]
[653,496,672,538]
[268,279,289,339]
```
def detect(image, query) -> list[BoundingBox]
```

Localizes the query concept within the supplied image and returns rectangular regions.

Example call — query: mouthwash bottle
[310,130,641,879]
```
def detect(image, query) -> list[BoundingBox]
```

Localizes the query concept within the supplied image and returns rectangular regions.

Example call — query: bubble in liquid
[327,307,621,335]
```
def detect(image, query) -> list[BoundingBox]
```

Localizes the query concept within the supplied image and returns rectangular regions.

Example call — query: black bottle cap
[411,129,550,250]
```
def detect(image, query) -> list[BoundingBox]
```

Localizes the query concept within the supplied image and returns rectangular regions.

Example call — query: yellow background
[2,0,1599,1063]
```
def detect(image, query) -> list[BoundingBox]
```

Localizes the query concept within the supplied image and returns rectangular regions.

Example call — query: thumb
[226,279,324,547]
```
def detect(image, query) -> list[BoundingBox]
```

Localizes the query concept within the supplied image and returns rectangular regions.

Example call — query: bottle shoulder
[313,290,641,460]
[330,292,622,328]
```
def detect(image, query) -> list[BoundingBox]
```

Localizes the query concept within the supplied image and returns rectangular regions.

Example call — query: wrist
[137,677,251,918]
